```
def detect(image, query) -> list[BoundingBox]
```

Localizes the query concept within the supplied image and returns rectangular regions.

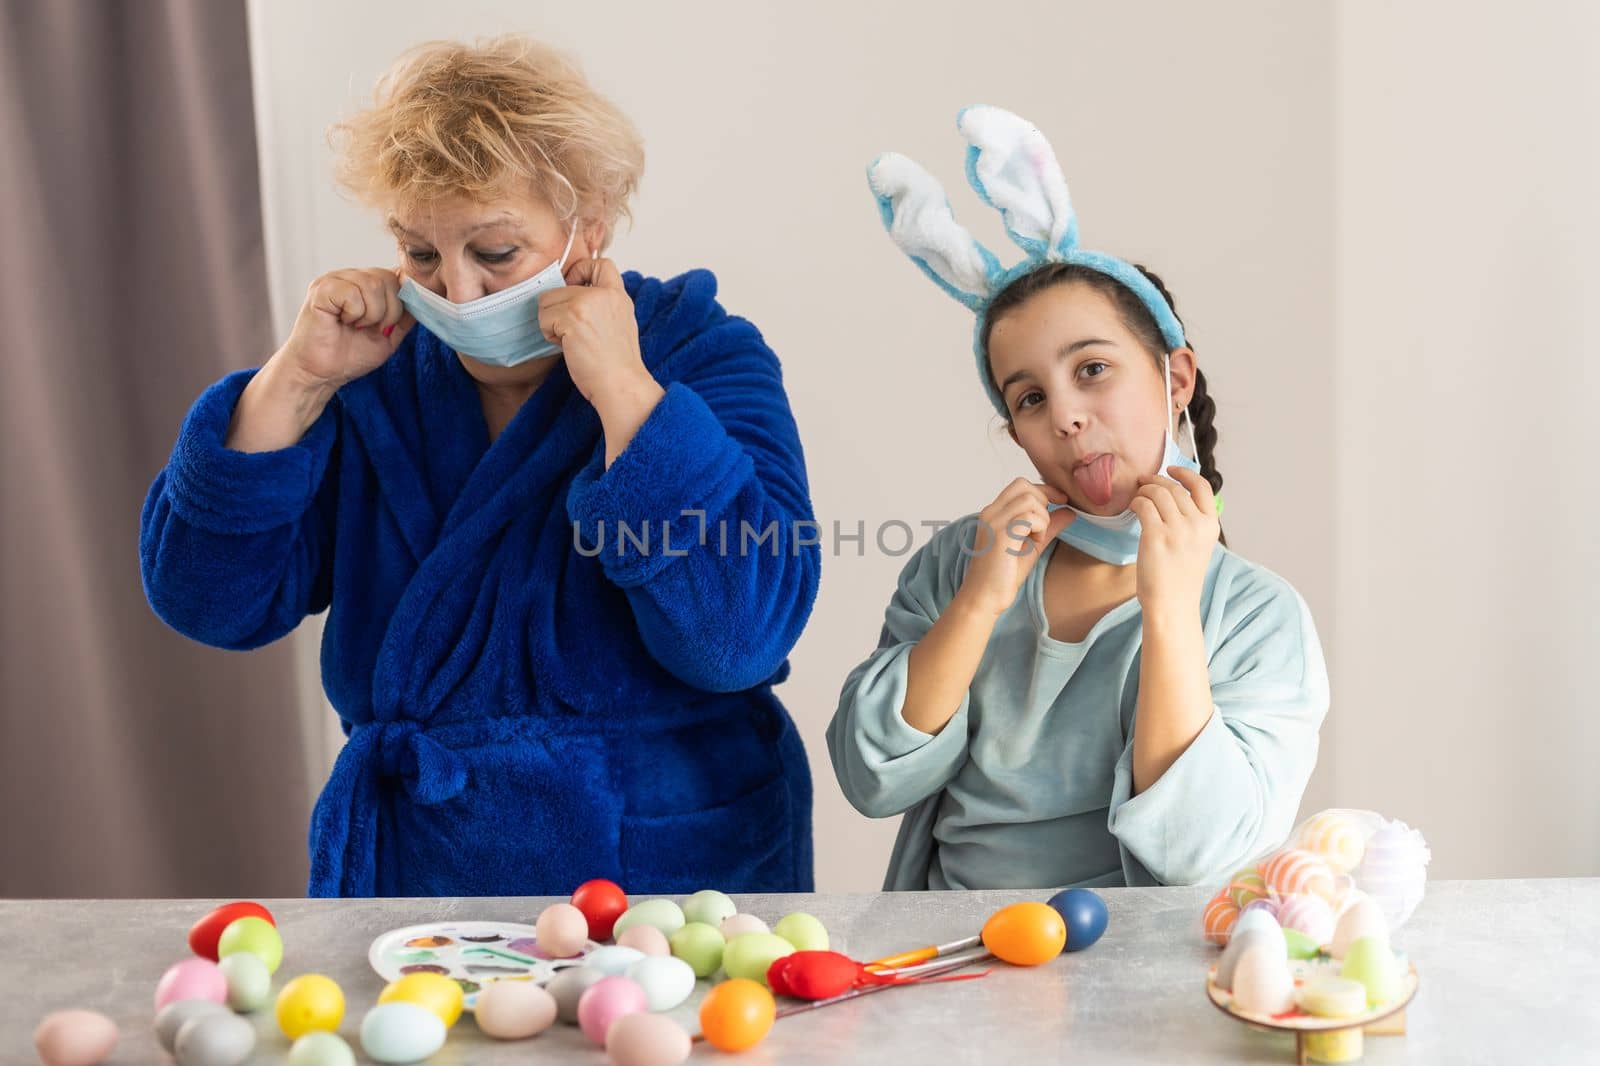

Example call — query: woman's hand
[539,256,663,465]
[1131,466,1221,615]
[279,267,415,391]
[952,478,1075,620]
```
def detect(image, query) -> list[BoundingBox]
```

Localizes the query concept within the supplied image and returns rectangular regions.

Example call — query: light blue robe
[828,516,1329,890]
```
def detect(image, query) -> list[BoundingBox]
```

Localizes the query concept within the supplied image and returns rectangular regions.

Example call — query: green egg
[613,898,686,939]
[218,951,272,1011]
[1283,928,1321,960]
[721,933,795,987]
[773,912,829,953]
[288,1031,357,1066]
[681,890,737,928]
[218,916,284,975]
[668,922,726,978]
[1340,936,1402,1007]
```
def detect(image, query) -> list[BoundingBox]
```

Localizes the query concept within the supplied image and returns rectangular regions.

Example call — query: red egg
[570,879,628,941]
[188,902,275,962]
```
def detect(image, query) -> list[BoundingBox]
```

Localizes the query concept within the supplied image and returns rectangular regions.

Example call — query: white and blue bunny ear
[958,105,1079,259]
[868,152,1004,311]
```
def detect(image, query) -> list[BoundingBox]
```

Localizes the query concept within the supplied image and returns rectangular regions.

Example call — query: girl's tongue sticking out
[1072,453,1116,508]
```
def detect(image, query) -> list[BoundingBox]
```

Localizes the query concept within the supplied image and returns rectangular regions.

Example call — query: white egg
[586,945,647,976]
[1230,942,1295,1015]
[475,980,558,1039]
[1216,926,1283,992]
[174,1013,256,1066]
[625,956,697,1012]
[1331,894,1390,959]
[360,1002,446,1063]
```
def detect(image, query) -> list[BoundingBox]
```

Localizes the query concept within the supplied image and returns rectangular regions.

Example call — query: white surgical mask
[397,227,577,367]
[1050,354,1203,566]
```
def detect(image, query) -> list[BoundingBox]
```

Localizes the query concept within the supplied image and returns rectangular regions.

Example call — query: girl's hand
[1131,466,1221,614]
[279,267,415,391]
[954,478,1075,620]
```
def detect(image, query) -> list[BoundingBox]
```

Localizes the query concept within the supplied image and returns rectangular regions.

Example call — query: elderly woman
[139,36,819,897]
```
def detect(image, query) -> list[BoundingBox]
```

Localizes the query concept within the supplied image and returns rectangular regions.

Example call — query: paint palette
[368,921,600,1012]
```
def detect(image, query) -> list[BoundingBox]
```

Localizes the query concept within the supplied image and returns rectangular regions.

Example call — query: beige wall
[246,1,1594,890]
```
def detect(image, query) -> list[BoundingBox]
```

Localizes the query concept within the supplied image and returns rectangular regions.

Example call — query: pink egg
[615,925,669,957]
[577,976,648,1045]
[719,913,769,939]
[475,981,558,1040]
[1278,893,1336,946]
[154,958,228,1012]
[536,903,591,959]
[33,1009,119,1066]
[606,1011,691,1066]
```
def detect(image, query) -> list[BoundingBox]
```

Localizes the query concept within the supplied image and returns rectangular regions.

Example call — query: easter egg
[1241,897,1280,921]
[378,971,464,1029]
[578,975,649,1045]
[155,1001,231,1053]
[217,916,283,975]
[720,913,769,938]
[698,978,776,1052]
[1047,888,1108,952]
[626,955,697,1011]
[1296,811,1367,874]
[1356,820,1431,929]
[32,1009,118,1066]
[1260,848,1336,901]
[535,902,591,958]
[217,952,271,1012]
[1297,975,1368,1019]
[668,922,726,978]
[155,958,229,1012]
[275,974,345,1039]
[981,902,1067,966]
[681,889,737,928]
[1226,869,1267,909]
[1216,925,1284,992]
[188,902,275,962]
[606,1011,692,1066]
[617,924,671,957]
[548,966,607,1024]
[1283,928,1321,960]
[572,879,630,941]
[1234,906,1282,941]
[1331,894,1390,960]
[475,980,557,1039]
[174,1012,255,1066]
[1277,893,1336,946]
[773,912,830,953]
[1230,941,1295,1015]
[360,1002,446,1063]
[1202,893,1240,946]
[614,899,686,940]
[286,1032,357,1066]
[1341,936,1402,1007]
[587,945,648,976]
[723,933,796,986]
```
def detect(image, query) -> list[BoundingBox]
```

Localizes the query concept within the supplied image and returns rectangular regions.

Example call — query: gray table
[6,879,1596,1064]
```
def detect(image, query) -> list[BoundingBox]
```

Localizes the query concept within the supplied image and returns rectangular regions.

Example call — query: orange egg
[980,902,1067,966]
[698,978,775,1052]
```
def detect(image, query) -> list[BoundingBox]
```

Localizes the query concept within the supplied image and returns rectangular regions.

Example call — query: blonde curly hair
[329,35,645,240]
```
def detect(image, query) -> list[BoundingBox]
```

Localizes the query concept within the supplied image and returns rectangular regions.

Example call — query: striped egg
[1277,893,1336,946]
[1202,893,1240,946]
[1261,849,1336,900]
[1296,812,1367,874]
[1227,869,1267,909]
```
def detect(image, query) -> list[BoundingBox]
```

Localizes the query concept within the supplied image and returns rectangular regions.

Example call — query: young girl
[830,106,1328,890]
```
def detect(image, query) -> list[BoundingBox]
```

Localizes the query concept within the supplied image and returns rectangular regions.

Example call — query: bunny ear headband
[868,105,1185,415]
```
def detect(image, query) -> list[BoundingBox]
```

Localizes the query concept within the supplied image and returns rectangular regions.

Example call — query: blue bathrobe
[140,269,819,898]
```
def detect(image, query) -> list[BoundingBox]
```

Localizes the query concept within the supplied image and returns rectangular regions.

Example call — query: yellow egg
[378,972,464,1030]
[275,974,346,1040]
[981,902,1067,966]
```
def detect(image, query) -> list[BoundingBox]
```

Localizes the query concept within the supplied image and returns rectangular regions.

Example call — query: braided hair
[979,262,1225,544]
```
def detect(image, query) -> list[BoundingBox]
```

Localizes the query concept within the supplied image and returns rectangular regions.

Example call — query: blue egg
[1047,888,1108,952]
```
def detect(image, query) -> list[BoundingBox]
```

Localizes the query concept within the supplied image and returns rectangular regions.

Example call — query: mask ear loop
[558,225,578,270]
[1164,353,1200,465]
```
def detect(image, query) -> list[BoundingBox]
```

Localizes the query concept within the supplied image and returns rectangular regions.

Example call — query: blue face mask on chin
[397,227,577,368]
[1049,354,1205,566]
